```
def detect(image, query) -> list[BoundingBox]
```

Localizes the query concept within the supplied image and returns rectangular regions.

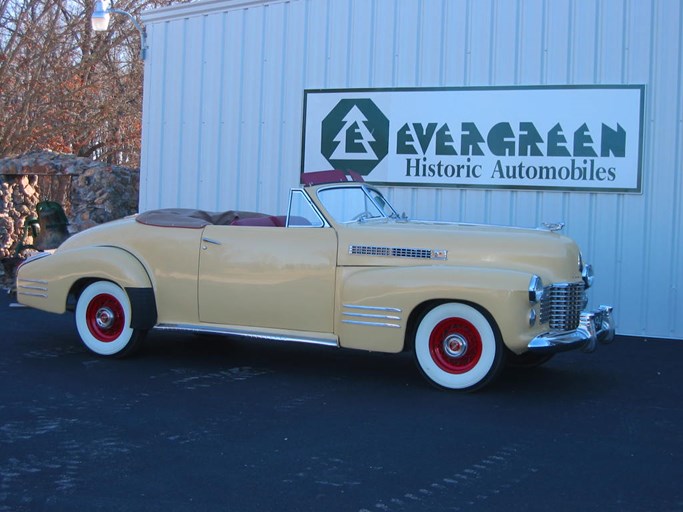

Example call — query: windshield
[317,186,398,224]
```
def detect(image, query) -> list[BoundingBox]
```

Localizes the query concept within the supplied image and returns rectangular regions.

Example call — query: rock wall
[0,151,139,260]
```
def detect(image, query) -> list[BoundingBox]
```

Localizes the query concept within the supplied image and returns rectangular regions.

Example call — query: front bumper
[528,305,615,354]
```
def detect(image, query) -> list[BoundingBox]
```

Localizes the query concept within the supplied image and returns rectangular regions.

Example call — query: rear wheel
[413,302,504,391]
[75,281,145,357]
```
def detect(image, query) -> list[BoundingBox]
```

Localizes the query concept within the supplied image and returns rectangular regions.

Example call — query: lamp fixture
[91,0,147,60]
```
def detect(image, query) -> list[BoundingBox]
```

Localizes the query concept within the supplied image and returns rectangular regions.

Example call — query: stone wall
[0,150,139,262]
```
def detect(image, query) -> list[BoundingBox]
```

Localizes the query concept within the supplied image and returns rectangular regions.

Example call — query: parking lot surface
[1,291,682,512]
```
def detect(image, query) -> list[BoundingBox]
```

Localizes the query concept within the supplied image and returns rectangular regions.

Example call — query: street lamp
[91,0,147,60]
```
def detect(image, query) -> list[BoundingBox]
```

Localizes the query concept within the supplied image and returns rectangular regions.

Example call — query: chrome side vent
[341,304,402,329]
[16,278,49,299]
[539,282,585,332]
[349,245,447,260]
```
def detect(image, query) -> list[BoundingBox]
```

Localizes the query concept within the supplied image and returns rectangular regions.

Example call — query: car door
[197,223,337,334]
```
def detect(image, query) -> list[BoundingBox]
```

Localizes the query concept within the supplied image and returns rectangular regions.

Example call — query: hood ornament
[541,222,565,232]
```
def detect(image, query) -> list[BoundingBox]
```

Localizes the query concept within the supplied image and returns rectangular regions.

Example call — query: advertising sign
[302,85,644,192]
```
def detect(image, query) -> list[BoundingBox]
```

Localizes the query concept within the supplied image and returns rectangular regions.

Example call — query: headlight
[582,263,594,289]
[529,275,544,303]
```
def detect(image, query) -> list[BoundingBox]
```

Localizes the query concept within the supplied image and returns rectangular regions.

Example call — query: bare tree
[0,0,183,166]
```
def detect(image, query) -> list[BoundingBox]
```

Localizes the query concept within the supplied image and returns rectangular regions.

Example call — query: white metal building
[140,0,683,340]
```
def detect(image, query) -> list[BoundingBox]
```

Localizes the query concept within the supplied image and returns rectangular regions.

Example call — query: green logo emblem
[321,99,389,175]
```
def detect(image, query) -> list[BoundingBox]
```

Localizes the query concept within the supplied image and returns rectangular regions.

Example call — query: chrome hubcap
[96,307,115,329]
[443,334,468,358]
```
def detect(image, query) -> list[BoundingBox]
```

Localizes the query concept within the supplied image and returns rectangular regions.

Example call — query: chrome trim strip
[343,312,401,320]
[202,237,222,245]
[18,278,48,284]
[342,304,402,313]
[17,292,48,298]
[154,323,339,347]
[341,319,401,328]
[20,253,51,265]
[18,284,48,291]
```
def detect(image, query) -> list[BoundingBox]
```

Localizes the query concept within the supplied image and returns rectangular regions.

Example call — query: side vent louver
[349,245,447,260]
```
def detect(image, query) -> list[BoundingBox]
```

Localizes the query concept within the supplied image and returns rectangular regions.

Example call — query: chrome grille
[350,245,391,257]
[349,245,434,259]
[390,247,432,259]
[539,282,585,331]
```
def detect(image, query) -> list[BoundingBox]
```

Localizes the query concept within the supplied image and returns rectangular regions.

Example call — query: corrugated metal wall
[140,0,683,340]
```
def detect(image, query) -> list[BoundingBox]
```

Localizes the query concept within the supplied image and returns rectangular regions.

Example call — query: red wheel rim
[428,317,482,374]
[85,293,125,342]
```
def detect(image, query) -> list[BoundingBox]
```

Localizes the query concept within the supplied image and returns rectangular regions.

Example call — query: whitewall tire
[75,281,144,357]
[413,302,504,391]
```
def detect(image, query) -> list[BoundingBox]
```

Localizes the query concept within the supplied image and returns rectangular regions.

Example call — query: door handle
[202,237,222,246]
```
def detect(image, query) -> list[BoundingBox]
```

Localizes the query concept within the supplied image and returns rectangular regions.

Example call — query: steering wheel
[351,211,373,222]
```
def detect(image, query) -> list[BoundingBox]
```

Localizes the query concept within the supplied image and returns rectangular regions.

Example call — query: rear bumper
[527,305,615,354]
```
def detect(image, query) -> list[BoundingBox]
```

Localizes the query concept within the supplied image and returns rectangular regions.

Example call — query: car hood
[336,219,583,282]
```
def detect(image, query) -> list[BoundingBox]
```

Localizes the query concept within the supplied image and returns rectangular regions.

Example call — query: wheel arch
[68,277,158,330]
[61,247,158,329]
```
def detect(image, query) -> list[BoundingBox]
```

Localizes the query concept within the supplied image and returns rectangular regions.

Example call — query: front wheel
[413,302,504,391]
[75,281,145,357]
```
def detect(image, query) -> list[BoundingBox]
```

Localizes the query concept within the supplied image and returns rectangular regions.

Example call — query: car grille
[539,282,585,332]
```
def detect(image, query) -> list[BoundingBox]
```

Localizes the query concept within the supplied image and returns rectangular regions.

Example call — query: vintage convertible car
[16,170,614,391]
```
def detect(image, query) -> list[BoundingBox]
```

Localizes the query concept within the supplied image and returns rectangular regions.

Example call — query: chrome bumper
[528,305,615,354]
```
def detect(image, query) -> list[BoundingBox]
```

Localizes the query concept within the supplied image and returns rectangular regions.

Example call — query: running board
[154,323,339,348]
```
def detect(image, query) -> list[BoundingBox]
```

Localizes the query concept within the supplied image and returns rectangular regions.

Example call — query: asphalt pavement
[1,291,682,512]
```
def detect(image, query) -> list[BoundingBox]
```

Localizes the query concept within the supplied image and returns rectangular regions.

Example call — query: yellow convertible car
[16,170,614,391]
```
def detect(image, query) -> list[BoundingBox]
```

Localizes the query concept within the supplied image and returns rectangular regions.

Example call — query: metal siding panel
[417,0,445,86]
[140,0,683,339]
[393,0,421,85]
[644,0,682,335]
[216,10,248,210]
[280,2,307,199]
[156,20,186,208]
[302,0,329,89]
[596,0,628,83]
[326,0,351,87]
[140,23,165,212]
[177,16,204,208]
[441,1,469,85]
[196,13,224,211]
[368,0,397,87]
[467,0,494,84]
[516,0,545,84]
[347,0,373,86]
[543,0,572,83]
[569,0,599,83]
[672,1,683,337]
[258,3,288,213]
[490,0,519,84]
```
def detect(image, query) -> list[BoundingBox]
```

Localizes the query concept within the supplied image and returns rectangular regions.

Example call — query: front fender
[16,246,153,315]
[337,265,539,353]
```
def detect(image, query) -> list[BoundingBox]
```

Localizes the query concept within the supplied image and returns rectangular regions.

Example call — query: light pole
[91,0,147,60]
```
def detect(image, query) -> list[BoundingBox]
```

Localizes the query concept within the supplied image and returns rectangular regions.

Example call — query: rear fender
[16,246,154,318]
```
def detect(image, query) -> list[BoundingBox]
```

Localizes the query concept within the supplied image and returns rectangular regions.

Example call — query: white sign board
[302,86,644,192]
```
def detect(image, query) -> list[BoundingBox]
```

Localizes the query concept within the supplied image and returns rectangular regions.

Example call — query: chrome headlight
[529,275,544,303]
[582,263,594,289]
